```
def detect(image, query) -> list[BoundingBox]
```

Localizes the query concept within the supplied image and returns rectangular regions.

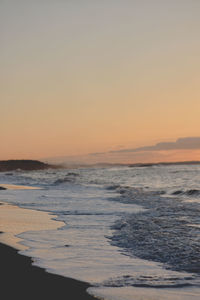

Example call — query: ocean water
[0,164,200,299]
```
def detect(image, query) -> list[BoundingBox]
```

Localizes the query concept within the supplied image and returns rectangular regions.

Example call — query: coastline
[0,242,97,300]
[0,185,98,300]
[0,201,64,250]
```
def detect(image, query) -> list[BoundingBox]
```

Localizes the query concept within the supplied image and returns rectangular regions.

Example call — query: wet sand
[0,201,64,250]
[0,242,96,300]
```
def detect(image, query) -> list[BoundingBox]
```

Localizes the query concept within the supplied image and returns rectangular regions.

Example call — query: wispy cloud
[46,137,200,165]
[108,137,200,154]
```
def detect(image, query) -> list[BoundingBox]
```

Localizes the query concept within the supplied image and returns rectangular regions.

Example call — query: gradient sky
[1,0,200,162]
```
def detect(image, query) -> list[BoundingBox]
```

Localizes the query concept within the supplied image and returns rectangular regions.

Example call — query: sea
[0,164,200,300]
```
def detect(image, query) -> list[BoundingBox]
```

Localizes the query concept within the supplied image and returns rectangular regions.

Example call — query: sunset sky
[1,1,200,163]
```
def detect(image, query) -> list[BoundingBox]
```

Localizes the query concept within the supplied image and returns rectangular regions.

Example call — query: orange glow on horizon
[1,1,200,163]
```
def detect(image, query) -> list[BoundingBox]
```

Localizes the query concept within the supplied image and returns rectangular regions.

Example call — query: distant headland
[0,160,56,172]
[1,159,200,172]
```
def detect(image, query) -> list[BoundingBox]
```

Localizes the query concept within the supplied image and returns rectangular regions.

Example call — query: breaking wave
[53,173,79,185]
[172,189,200,196]
[100,274,199,288]
[109,186,200,275]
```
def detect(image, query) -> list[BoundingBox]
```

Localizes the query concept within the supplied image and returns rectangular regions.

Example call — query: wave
[54,177,74,184]
[106,185,121,191]
[108,186,200,275]
[100,274,198,289]
[53,173,79,185]
[56,211,119,216]
[172,189,200,196]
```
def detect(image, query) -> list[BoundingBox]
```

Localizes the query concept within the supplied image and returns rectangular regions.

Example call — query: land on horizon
[0,160,52,172]
[1,159,200,172]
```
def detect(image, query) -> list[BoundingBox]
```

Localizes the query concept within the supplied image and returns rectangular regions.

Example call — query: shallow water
[0,164,200,299]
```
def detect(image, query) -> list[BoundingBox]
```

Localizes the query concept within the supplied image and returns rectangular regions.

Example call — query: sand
[0,201,64,250]
[0,242,96,300]
[0,183,64,250]
[0,184,97,300]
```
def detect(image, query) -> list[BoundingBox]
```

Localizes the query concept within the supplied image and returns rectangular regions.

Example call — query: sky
[1,0,200,163]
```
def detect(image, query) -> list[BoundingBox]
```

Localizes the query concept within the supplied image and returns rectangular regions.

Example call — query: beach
[0,199,64,250]
[0,242,96,300]
[1,165,200,300]
[0,185,97,300]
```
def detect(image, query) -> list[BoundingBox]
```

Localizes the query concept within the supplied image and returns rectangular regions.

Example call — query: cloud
[47,137,200,165]
[109,137,200,153]
[89,151,106,156]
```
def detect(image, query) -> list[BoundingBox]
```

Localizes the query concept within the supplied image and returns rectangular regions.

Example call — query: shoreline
[0,183,64,250]
[0,242,97,300]
[0,184,98,300]
[0,201,64,250]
